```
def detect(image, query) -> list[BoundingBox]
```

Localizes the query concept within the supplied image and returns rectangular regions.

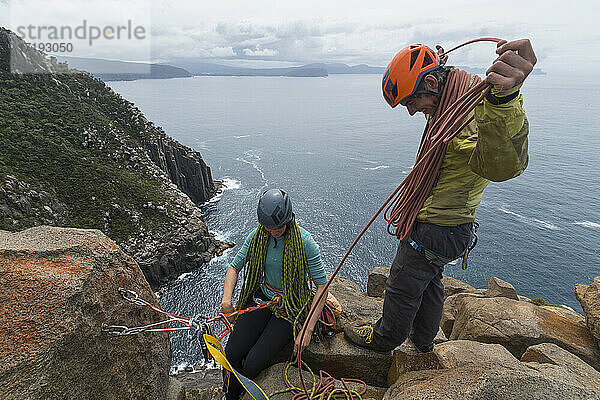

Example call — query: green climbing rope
[270,359,375,400]
[236,217,313,332]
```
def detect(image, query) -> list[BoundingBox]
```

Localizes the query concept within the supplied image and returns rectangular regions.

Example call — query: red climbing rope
[102,287,281,341]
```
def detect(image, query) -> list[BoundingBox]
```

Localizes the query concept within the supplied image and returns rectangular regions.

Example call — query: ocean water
[107,74,600,370]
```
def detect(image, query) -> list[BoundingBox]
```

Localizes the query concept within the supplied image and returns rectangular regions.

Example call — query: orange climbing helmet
[382,44,441,108]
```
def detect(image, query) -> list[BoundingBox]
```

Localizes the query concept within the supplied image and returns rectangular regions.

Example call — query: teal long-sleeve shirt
[231,226,327,299]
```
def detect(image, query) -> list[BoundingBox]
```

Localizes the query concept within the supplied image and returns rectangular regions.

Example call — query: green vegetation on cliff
[0,28,212,245]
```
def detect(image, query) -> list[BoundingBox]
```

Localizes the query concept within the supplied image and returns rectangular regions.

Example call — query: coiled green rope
[236,217,313,333]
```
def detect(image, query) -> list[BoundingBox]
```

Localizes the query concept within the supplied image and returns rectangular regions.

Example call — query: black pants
[373,222,472,350]
[223,293,292,400]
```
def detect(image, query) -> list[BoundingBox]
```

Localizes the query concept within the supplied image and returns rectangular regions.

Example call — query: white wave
[237,151,267,182]
[362,165,390,171]
[207,178,241,204]
[170,362,193,375]
[170,360,221,375]
[498,207,523,218]
[498,207,560,231]
[207,233,237,265]
[448,259,459,266]
[208,247,236,266]
[534,219,560,230]
[175,271,193,282]
[234,135,250,139]
[574,221,600,229]
[221,178,241,190]
[210,229,230,242]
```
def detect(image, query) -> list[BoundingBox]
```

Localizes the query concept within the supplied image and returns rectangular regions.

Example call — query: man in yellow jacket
[344,39,537,353]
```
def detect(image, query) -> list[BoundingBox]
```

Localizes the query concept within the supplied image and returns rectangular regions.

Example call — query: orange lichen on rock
[0,226,171,400]
[0,252,93,367]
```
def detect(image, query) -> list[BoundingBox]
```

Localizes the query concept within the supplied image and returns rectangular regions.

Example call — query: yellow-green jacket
[417,82,529,226]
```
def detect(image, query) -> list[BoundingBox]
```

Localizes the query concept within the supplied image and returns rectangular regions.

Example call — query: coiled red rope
[296,37,503,396]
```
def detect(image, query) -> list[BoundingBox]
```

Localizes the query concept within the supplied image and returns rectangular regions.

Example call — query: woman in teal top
[221,189,328,400]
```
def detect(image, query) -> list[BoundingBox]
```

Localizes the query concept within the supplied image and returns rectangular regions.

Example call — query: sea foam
[574,221,600,229]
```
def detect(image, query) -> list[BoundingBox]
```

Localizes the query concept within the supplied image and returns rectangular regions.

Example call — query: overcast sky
[2,0,598,75]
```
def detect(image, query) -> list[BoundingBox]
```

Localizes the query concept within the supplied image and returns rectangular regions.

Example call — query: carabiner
[102,324,130,336]
[118,288,144,306]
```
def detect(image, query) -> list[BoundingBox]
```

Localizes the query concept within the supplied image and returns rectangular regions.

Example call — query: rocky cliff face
[144,134,216,205]
[0,27,231,289]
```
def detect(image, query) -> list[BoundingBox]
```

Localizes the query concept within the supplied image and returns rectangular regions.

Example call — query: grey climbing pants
[373,221,473,350]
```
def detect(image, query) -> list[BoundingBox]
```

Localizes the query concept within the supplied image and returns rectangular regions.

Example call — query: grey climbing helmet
[257,189,293,228]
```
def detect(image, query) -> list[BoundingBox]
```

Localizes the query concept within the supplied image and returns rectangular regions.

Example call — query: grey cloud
[151,18,540,68]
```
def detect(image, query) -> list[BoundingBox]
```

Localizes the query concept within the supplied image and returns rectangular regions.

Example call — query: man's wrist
[485,90,519,105]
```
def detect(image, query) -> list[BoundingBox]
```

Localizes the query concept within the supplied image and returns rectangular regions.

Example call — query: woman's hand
[221,300,236,324]
[294,326,313,356]
[221,266,239,324]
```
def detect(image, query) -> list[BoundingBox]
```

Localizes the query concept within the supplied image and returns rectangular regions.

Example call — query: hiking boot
[408,333,434,353]
[414,342,434,353]
[343,325,391,354]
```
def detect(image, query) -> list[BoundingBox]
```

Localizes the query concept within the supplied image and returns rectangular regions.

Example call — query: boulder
[450,297,600,371]
[328,275,383,332]
[383,365,600,400]
[434,340,524,370]
[0,226,171,400]
[385,340,600,400]
[439,292,486,337]
[486,276,518,300]
[540,305,585,324]
[387,339,523,387]
[440,275,475,299]
[521,343,600,391]
[250,362,387,400]
[367,267,390,297]
[575,276,600,341]
[302,332,392,387]
[387,345,441,386]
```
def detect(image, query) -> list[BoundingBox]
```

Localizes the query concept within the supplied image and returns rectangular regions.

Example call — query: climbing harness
[408,221,479,270]
[408,237,455,267]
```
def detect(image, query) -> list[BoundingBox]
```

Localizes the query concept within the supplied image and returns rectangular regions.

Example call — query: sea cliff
[0,27,232,289]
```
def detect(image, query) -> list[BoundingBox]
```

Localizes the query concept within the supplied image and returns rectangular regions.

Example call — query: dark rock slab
[575,276,600,342]
[367,267,389,297]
